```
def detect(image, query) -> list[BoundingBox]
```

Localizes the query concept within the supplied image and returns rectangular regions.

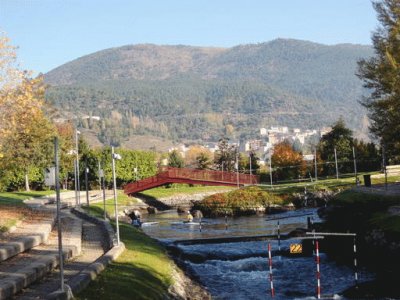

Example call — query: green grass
[0,190,55,206]
[326,189,400,235]
[88,191,139,217]
[140,184,231,198]
[332,189,400,205]
[259,172,400,196]
[78,208,173,300]
[370,213,400,233]
[88,185,232,217]
[0,190,57,232]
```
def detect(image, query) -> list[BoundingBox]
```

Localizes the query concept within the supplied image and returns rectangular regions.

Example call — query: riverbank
[318,185,400,299]
[80,200,211,300]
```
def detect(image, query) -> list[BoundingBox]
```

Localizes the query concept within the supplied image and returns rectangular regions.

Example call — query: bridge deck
[124,167,259,195]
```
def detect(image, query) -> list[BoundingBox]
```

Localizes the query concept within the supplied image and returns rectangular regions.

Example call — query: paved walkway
[15,214,109,299]
[0,191,119,300]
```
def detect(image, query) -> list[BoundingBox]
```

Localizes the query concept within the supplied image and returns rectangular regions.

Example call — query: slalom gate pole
[225,211,228,230]
[353,236,358,288]
[315,240,321,299]
[268,242,275,297]
[277,221,281,251]
[199,217,202,232]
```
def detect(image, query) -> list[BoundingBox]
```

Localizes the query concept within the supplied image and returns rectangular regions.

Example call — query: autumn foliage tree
[271,141,306,181]
[0,33,55,191]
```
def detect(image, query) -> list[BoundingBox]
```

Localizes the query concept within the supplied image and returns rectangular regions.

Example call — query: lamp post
[54,137,65,292]
[112,146,122,245]
[85,160,89,206]
[334,147,339,180]
[75,129,81,206]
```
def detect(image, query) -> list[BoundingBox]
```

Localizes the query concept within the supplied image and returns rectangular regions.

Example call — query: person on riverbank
[184,211,194,223]
[124,209,142,228]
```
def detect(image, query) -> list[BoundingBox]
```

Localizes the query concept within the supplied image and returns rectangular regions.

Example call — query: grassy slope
[0,191,56,232]
[331,189,400,233]
[261,172,400,196]
[77,221,173,300]
[90,185,232,217]
[78,185,230,299]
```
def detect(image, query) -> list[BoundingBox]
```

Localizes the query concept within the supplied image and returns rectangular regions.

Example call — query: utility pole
[352,146,358,185]
[382,144,387,190]
[314,148,318,182]
[75,129,81,205]
[249,152,252,184]
[99,162,106,220]
[269,152,273,188]
[54,137,64,292]
[334,147,339,180]
[85,160,89,207]
[236,142,240,188]
[112,147,121,245]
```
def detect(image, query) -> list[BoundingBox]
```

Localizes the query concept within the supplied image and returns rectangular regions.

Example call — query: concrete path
[15,215,109,299]
[0,210,82,299]
[0,191,123,300]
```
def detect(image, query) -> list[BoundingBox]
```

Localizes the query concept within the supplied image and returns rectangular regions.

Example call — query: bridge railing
[124,167,259,195]
[159,167,259,185]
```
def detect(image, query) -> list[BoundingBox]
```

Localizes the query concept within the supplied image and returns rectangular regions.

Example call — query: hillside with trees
[44,39,373,147]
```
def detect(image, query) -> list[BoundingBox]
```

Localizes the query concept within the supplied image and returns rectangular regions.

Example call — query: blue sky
[1,0,377,73]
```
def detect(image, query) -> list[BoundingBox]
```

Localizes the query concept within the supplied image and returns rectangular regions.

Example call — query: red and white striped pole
[315,240,321,299]
[268,242,275,297]
[353,237,358,288]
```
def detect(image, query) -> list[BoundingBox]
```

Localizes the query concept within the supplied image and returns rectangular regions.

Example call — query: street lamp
[112,146,122,245]
[75,129,81,206]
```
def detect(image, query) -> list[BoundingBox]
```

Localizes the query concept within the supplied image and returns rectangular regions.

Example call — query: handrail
[124,167,259,195]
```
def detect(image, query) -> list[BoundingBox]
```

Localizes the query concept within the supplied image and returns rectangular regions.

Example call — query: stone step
[0,213,55,262]
[0,212,82,300]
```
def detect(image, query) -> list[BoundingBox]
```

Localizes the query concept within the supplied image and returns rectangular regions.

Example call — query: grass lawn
[0,190,56,232]
[78,207,173,300]
[89,185,232,217]
[259,172,400,196]
[89,190,140,217]
[140,184,231,199]
[328,189,400,234]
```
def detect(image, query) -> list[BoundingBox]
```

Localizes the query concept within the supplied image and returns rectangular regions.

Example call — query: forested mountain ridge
[44,39,373,148]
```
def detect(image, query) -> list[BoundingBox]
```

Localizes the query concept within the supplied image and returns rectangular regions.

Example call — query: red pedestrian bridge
[124,167,259,195]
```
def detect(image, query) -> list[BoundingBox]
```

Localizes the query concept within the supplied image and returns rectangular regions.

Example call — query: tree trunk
[25,173,30,191]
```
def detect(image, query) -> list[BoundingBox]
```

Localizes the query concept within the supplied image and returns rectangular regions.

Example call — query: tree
[196,152,212,169]
[357,0,400,161]
[0,76,55,190]
[0,33,56,191]
[318,119,354,175]
[168,150,184,168]
[214,138,237,172]
[271,141,306,181]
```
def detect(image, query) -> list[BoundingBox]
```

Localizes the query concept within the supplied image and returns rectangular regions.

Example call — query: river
[141,208,375,299]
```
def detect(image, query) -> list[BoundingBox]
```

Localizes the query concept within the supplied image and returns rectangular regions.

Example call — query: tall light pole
[334,147,339,180]
[75,129,81,205]
[314,148,318,182]
[236,143,240,188]
[112,147,122,245]
[352,146,358,185]
[99,161,107,220]
[54,137,64,292]
[85,160,89,206]
[269,151,273,188]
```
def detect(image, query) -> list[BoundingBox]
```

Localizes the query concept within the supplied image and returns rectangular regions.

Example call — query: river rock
[147,206,158,214]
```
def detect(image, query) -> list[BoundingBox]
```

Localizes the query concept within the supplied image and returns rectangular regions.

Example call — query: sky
[1,0,378,73]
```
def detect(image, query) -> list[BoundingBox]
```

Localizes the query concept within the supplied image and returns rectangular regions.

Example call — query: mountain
[44,39,373,148]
